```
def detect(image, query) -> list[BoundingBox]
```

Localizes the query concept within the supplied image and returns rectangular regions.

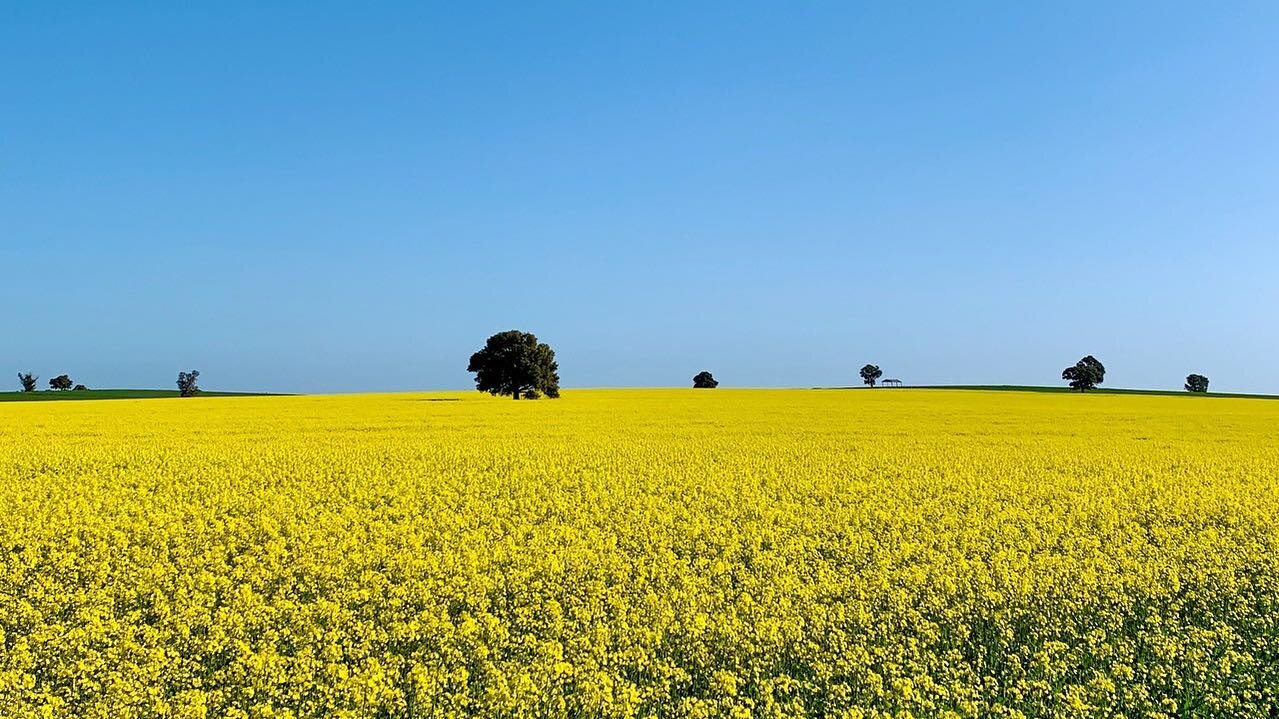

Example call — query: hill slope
[0,389,274,402]
[821,384,1279,400]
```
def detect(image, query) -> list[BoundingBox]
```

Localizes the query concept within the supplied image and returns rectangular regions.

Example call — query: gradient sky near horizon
[3,2,1277,394]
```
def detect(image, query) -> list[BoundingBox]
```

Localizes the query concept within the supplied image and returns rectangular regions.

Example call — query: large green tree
[692,371,718,389]
[859,364,882,387]
[1184,373,1209,393]
[467,330,561,399]
[1062,355,1105,391]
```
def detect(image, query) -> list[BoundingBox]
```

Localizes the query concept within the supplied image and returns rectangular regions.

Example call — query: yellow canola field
[2,389,1278,719]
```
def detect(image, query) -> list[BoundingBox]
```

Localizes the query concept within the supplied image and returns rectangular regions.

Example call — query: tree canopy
[49,374,73,391]
[177,370,201,397]
[1062,355,1105,391]
[1185,374,1209,393]
[467,330,561,399]
[692,371,718,389]
[17,372,38,392]
[860,364,883,387]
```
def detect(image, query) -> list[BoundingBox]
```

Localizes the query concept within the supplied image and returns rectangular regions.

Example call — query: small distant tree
[860,364,883,387]
[49,374,73,391]
[17,372,38,392]
[1185,373,1209,393]
[177,370,201,397]
[693,371,718,389]
[467,330,560,399]
[73,384,88,391]
[1062,355,1105,391]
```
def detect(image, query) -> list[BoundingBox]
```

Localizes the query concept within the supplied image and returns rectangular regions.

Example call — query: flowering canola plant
[1,389,1277,718]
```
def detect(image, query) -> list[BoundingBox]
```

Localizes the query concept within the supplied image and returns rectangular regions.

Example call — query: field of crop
[2,389,1277,718]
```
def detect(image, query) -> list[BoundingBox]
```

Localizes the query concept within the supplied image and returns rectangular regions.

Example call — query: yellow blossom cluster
[1,389,1277,718]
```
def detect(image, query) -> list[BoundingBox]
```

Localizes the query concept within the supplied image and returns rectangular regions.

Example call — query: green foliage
[467,330,561,399]
[49,374,74,391]
[860,364,883,387]
[1185,374,1210,393]
[17,372,38,392]
[177,370,201,398]
[1062,355,1105,391]
[692,371,718,389]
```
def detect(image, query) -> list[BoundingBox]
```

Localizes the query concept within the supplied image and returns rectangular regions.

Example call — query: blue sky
[3,2,1277,393]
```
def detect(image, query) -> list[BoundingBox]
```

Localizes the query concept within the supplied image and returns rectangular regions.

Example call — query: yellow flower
[0,389,1276,717]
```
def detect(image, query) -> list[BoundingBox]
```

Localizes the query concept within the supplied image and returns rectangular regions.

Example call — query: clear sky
[3,2,1277,394]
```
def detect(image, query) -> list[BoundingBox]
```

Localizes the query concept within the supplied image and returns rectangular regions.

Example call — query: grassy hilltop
[824,384,1279,400]
[0,389,272,402]
[7,385,1276,402]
